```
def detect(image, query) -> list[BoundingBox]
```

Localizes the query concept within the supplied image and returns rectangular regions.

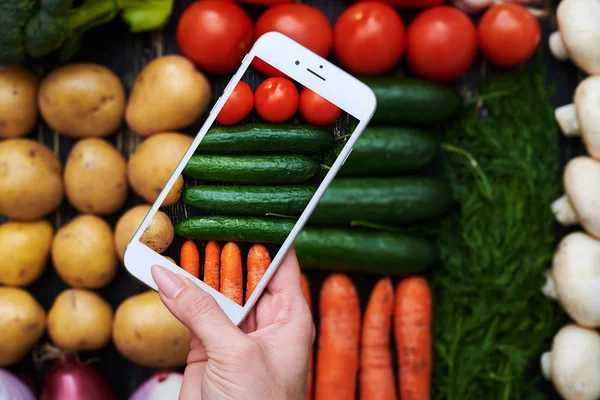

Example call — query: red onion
[0,369,36,400]
[41,355,117,400]
[129,372,184,400]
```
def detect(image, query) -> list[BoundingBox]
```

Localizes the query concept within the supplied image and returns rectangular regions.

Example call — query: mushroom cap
[564,156,600,238]
[552,232,600,327]
[575,77,600,159]
[557,0,600,75]
[550,324,600,400]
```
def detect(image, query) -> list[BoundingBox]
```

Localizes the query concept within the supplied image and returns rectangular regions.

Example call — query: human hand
[150,247,315,400]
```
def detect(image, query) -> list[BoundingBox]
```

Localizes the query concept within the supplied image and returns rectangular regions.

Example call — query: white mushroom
[541,324,600,400]
[543,232,600,327]
[552,156,600,239]
[549,0,600,75]
[556,77,600,159]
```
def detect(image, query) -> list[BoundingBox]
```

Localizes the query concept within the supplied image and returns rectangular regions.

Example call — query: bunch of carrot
[179,240,271,305]
[306,274,431,400]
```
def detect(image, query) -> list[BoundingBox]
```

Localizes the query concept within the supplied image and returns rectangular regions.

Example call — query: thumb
[151,264,243,353]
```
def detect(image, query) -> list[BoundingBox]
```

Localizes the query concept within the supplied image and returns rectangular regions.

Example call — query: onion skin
[41,356,117,400]
[0,369,36,400]
[129,372,184,400]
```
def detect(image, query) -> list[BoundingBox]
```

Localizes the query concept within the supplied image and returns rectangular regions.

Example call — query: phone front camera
[320,65,323,69]
[295,60,300,65]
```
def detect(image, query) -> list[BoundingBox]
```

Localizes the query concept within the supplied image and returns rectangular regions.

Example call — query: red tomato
[177,0,254,74]
[216,81,254,125]
[333,2,405,76]
[406,6,477,82]
[253,4,333,76]
[299,88,342,126]
[378,0,445,7]
[237,0,291,4]
[255,77,299,123]
[478,4,541,67]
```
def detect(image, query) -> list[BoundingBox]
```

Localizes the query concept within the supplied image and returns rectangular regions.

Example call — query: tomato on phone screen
[255,77,299,123]
[217,81,254,125]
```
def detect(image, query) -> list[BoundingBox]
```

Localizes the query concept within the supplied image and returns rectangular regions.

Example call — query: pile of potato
[0,56,211,367]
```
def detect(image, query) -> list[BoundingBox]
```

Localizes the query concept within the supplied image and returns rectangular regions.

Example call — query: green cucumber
[295,228,438,276]
[363,78,461,125]
[182,185,317,216]
[340,127,439,176]
[196,124,334,154]
[175,216,296,244]
[183,155,320,184]
[310,177,454,226]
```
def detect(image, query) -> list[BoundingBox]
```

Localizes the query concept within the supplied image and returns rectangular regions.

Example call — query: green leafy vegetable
[0,0,173,64]
[119,0,173,33]
[25,0,118,59]
[434,56,565,399]
[0,0,38,64]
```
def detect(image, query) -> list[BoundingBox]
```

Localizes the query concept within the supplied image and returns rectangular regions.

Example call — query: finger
[240,308,258,334]
[151,264,243,353]
[180,361,205,399]
[266,246,303,296]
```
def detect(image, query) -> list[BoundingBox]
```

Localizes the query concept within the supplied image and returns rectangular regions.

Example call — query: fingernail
[151,265,185,299]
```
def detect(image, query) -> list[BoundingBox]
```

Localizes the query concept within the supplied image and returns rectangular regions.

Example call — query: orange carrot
[301,273,314,400]
[315,274,360,400]
[180,240,199,278]
[220,242,243,305]
[360,278,396,400]
[394,277,432,400]
[245,244,271,302]
[203,241,220,291]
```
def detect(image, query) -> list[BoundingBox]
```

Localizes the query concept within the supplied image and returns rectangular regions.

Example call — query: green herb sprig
[434,57,565,400]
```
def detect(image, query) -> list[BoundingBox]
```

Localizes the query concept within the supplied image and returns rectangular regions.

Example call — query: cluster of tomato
[176,1,541,83]
[216,78,342,126]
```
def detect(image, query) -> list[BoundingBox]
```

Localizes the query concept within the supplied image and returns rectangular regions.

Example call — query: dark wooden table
[11,0,582,398]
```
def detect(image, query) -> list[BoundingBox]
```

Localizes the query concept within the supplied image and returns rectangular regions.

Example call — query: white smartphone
[124,32,376,325]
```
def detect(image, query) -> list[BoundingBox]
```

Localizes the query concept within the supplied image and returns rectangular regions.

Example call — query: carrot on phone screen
[204,241,220,291]
[180,240,200,278]
[245,244,271,302]
[315,274,360,400]
[360,277,396,400]
[301,273,314,400]
[220,242,243,305]
[394,277,432,400]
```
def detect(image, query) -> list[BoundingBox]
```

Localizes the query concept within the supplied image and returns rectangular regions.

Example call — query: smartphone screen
[138,56,361,307]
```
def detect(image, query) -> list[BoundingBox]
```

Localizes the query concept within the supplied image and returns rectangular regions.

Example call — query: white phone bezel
[124,32,376,325]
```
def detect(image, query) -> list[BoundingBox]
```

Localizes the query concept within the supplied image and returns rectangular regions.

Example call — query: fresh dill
[433,59,565,399]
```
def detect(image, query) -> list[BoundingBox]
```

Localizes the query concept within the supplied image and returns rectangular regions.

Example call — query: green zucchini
[295,228,438,276]
[309,177,454,226]
[175,216,296,244]
[363,78,461,125]
[183,155,320,184]
[182,185,317,216]
[196,124,334,154]
[340,127,439,176]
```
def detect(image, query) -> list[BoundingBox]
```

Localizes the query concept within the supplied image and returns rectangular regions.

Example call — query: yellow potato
[0,139,63,220]
[38,63,125,138]
[52,215,118,289]
[64,138,128,214]
[0,287,45,366]
[114,205,174,261]
[0,66,39,138]
[48,289,113,351]
[125,55,211,137]
[163,175,184,207]
[128,133,193,204]
[0,220,54,286]
[113,291,190,368]
[140,211,174,254]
